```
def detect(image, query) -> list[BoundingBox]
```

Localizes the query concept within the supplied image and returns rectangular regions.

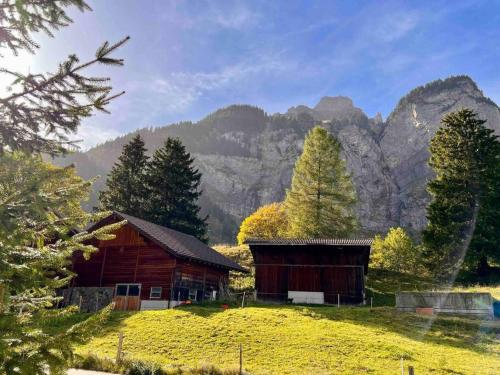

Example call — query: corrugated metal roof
[245,238,373,246]
[106,212,247,272]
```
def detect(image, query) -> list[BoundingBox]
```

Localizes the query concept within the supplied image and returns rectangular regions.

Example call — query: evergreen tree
[0,153,124,374]
[284,126,357,238]
[100,134,149,216]
[422,109,500,279]
[145,138,208,242]
[0,0,128,155]
[0,1,127,372]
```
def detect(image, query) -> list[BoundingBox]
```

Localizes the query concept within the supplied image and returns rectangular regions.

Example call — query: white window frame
[115,283,141,297]
[150,287,162,299]
[188,289,198,301]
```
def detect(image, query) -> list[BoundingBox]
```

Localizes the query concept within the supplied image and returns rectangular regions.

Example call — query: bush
[213,244,254,293]
[370,227,424,274]
[73,354,122,373]
[125,360,165,375]
[72,353,241,375]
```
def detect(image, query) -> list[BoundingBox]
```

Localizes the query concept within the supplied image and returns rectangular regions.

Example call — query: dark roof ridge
[245,238,373,246]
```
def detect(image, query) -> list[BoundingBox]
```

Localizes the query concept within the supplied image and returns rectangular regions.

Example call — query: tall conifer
[145,138,208,242]
[422,108,500,279]
[0,1,127,372]
[284,126,356,238]
[100,134,149,216]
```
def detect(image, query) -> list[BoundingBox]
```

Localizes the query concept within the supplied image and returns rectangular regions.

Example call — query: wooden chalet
[247,238,372,304]
[68,212,246,311]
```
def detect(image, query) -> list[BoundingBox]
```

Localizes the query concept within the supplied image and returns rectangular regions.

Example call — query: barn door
[113,283,141,311]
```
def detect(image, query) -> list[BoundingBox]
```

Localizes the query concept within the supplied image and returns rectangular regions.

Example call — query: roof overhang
[245,238,373,246]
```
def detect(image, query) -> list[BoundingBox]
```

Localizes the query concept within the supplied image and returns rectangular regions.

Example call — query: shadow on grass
[267,304,499,355]
[42,308,134,346]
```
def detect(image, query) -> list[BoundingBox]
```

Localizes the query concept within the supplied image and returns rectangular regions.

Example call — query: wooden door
[113,284,141,311]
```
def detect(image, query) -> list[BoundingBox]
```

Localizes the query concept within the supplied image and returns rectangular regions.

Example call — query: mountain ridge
[57,75,500,243]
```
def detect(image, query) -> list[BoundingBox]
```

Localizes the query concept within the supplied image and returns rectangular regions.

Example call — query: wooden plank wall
[72,224,230,301]
[252,245,369,303]
[72,225,176,300]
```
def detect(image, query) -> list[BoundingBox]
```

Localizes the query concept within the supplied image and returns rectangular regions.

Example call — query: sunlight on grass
[76,306,499,374]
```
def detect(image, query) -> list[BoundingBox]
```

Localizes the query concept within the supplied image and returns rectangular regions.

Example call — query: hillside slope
[76,306,500,374]
[57,75,500,242]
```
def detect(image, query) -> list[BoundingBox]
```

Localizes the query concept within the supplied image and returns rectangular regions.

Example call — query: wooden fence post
[116,332,124,364]
[79,295,83,313]
[370,297,373,310]
[337,294,340,308]
[239,343,243,375]
[241,291,246,308]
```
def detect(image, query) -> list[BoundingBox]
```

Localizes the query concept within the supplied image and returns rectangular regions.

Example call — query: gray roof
[245,238,373,246]
[105,212,247,272]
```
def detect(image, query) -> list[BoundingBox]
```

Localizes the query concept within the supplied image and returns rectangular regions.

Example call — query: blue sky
[5,0,500,148]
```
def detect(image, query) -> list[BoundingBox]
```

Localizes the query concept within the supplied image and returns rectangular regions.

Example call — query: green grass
[75,305,499,375]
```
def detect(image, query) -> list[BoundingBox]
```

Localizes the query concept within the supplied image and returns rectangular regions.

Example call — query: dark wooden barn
[247,239,372,304]
[68,212,246,311]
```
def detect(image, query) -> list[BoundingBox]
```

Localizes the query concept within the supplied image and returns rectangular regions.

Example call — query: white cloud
[210,2,259,30]
[371,12,420,43]
[75,121,122,150]
[149,55,290,112]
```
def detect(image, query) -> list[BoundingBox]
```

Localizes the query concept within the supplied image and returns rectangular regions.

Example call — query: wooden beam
[133,247,140,283]
[99,247,107,287]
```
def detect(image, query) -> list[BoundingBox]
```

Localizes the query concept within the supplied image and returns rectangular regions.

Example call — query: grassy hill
[74,305,499,375]
[68,246,499,374]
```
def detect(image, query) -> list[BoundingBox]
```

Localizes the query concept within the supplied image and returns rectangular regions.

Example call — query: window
[115,284,141,297]
[188,289,198,301]
[128,284,140,296]
[150,287,162,299]
[116,284,128,296]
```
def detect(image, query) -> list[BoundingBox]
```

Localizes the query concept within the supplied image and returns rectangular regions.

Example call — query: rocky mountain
[57,76,500,243]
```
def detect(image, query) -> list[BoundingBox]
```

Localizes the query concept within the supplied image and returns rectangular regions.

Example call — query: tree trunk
[477,255,490,277]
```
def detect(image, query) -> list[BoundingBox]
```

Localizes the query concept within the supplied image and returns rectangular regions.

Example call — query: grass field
[75,304,499,374]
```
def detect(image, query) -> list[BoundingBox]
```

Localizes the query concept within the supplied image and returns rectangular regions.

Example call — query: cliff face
[60,76,500,243]
[380,76,500,231]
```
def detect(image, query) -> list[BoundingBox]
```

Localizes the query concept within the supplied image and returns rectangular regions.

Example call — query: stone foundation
[62,287,114,312]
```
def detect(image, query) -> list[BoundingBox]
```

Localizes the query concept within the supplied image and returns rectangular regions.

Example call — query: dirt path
[67,370,120,375]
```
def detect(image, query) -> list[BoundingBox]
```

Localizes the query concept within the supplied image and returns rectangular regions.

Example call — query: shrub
[370,227,423,274]
[125,360,165,375]
[73,354,122,373]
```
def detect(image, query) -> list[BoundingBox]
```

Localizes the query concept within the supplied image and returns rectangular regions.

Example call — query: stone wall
[62,287,114,312]
[396,292,493,316]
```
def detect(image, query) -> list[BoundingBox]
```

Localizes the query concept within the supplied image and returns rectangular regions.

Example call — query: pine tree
[0,153,125,374]
[100,134,149,216]
[422,109,500,279]
[0,1,127,372]
[145,138,208,242]
[284,126,357,238]
[0,0,128,155]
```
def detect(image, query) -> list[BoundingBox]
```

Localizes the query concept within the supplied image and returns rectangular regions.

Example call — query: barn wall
[172,260,229,301]
[251,245,369,304]
[72,224,228,302]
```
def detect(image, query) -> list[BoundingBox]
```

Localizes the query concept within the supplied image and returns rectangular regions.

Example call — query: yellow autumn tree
[237,202,288,245]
